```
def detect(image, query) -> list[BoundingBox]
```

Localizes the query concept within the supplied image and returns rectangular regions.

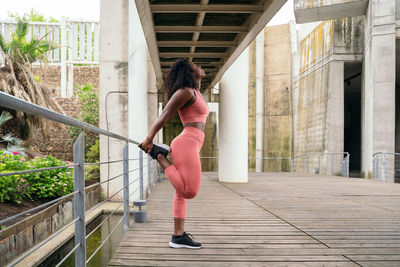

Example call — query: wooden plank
[109,173,400,266]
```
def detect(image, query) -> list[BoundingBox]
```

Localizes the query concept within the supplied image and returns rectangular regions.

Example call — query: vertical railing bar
[382,154,386,182]
[153,160,156,186]
[123,144,129,232]
[139,150,144,200]
[73,131,86,267]
[147,156,151,195]
[318,153,321,174]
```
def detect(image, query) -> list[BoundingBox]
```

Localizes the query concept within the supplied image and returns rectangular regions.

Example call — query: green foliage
[0,150,73,203]
[7,9,59,22]
[68,84,99,163]
[0,19,59,65]
[85,139,100,181]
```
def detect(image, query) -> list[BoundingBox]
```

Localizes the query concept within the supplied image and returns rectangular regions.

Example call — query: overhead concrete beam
[134,0,163,89]
[159,52,227,58]
[154,26,248,33]
[157,41,235,47]
[294,0,368,24]
[151,4,264,13]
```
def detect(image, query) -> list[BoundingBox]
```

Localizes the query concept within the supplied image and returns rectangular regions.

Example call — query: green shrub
[0,150,73,203]
[68,83,99,163]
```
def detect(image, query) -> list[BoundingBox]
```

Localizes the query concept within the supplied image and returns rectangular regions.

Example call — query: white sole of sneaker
[154,143,170,152]
[168,241,202,249]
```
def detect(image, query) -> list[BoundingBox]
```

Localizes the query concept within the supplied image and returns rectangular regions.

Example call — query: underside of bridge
[135,0,286,97]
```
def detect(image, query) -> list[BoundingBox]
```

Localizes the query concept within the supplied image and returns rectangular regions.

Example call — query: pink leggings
[164,126,204,218]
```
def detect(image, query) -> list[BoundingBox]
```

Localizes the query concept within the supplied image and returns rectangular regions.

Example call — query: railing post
[376,154,380,180]
[152,160,156,186]
[139,150,144,200]
[382,154,386,182]
[306,155,309,173]
[290,159,294,172]
[331,154,334,175]
[157,163,162,182]
[123,144,129,232]
[73,132,86,267]
[147,156,151,195]
[318,154,321,174]
[346,154,350,178]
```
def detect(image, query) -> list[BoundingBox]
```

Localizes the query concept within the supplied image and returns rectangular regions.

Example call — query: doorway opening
[344,62,362,177]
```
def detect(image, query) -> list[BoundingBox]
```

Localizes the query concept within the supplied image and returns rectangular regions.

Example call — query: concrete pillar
[99,0,129,200]
[255,30,264,172]
[326,61,344,154]
[218,48,249,183]
[362,0,396,180]
[128,0,149,200]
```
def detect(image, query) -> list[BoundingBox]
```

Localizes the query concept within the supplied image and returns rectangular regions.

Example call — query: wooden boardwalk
[109,172,400,266]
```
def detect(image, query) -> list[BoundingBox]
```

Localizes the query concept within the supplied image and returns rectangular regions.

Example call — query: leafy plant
[0,19,65,140]
[0,19,58,65]
[0,150,73,202]
[68,84,99,163]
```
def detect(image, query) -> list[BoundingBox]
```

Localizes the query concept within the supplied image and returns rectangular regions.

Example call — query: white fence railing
[372,152,400,183]
[0,18,100,97]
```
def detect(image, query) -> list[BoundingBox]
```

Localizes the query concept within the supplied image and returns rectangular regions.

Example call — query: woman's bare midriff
[183,122,205,132]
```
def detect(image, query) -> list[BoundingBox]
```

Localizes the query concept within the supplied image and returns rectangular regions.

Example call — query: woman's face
[190,61,205,79]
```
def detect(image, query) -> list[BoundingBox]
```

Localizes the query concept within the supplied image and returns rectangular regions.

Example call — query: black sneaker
[169,232,202,249]
[149,143,170,159]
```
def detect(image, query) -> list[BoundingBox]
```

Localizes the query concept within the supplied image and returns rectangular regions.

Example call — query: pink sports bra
[178,89,209,124]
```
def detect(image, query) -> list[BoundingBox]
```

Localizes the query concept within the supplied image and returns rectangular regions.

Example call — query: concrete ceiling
[135,0,286,97]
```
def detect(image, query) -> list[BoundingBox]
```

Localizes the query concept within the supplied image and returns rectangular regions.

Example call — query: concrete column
[326,61,344,153]
[326,61,344,174]
[218,48,249,183]
[362,0,396,180]
[99,0,129,200]
[255,30,264,172]
[128,0,149,200]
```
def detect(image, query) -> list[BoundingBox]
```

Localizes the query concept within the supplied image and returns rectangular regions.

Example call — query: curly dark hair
[163,58,197,100]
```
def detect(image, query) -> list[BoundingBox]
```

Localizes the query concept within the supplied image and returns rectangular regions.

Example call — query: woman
[138,58,209,249]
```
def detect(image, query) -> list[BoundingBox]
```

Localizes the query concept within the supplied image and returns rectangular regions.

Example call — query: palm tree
[0,19,65,139]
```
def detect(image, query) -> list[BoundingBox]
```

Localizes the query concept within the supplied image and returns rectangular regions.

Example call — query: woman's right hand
[138,137,153,154]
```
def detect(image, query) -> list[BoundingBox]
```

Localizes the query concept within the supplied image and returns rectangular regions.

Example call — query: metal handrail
[0,91,138,144]
[0,164,77,177]
[0,91,160,267]
[372,152,400,182]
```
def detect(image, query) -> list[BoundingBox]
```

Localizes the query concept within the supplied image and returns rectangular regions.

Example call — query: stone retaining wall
[0,185,100,266]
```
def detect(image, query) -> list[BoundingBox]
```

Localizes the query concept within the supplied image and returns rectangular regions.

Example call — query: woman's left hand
[138,138,153,154]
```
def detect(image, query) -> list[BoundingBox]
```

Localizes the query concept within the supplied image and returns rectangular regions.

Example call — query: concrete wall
[263,24,293,172]
[294,0,368,23]
[362,0,396,180]
[293,17,363,174]
[0,186,100,266]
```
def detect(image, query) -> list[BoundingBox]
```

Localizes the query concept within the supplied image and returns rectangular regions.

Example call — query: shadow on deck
[109,172,400,266]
